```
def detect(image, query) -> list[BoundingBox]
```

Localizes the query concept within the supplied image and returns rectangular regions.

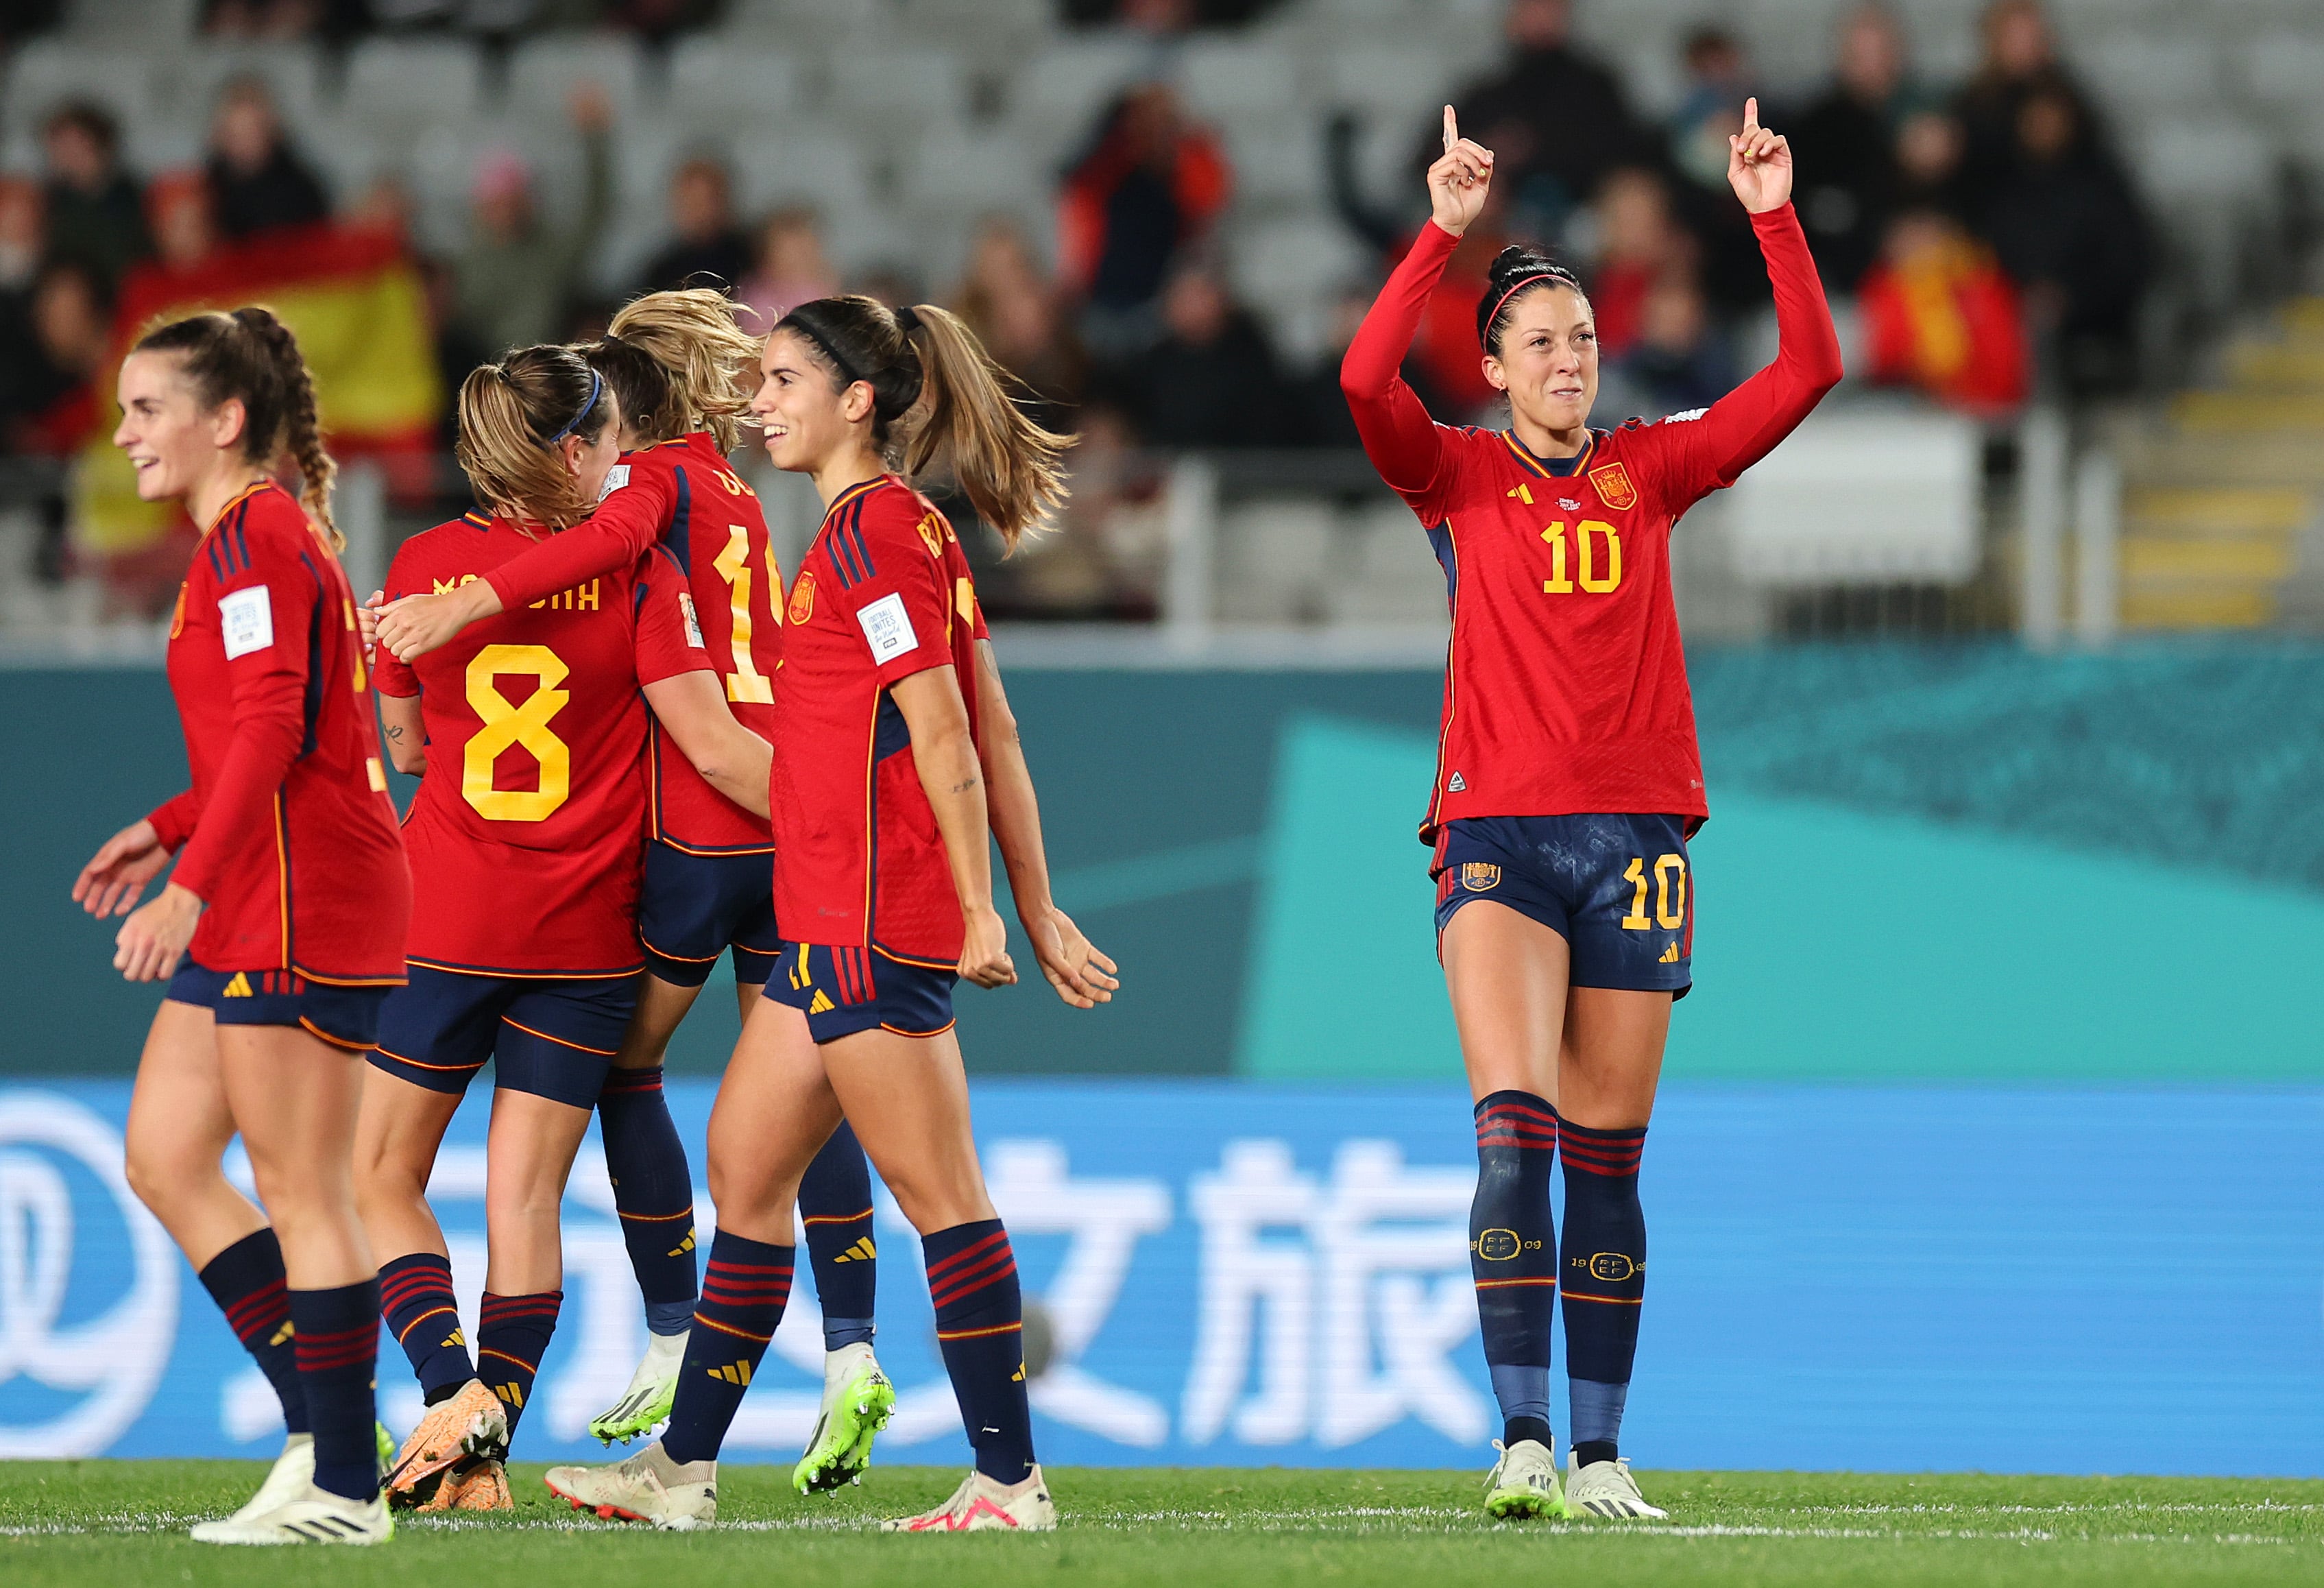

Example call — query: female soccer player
[74,307,409,1545]
[353,346,769,1512]
[1341,103,1840,1520]
[542,296,1116,1533]
[573,296,895,1493]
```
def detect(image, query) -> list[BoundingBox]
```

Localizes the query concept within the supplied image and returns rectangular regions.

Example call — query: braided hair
[133,306,339,548]
[1476,245,1586,359]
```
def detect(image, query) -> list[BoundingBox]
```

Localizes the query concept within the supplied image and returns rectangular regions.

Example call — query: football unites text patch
[857,591,919,663]
[218,586,274,659]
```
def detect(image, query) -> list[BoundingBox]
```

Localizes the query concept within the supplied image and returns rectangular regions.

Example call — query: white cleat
[1565,1454,1668,1519]
[1482,1437,1565,1519]
[190,1481,394,1545]
[880,1465,1056,1532]
[543,1439,716,1530]
[229,1432,315,1521]
[589,1329,687,1444]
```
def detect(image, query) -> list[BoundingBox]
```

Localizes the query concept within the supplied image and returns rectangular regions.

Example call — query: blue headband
[544,368,603,445]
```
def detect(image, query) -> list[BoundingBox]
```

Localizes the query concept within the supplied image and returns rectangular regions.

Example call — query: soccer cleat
[543,1439,716,1530]
[189,1481,394,1545]
[385,1379,508,1511]
[417,1455,512,1513]
[792,1342,896,1494]
[590,1329,686,1445]
[228,1432,315,1521]
[1565,1454,1669,1519]
[1482,1438,1566,1519]
[880,1466,1056,1532]
[375,1421,396,1482]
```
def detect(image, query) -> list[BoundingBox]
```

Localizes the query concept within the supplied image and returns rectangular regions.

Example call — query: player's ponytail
[605,288,758,452]
[1477,245,1586,358]
[455,344,614,530]
[775,294,1070,553]
[132,305,342,550]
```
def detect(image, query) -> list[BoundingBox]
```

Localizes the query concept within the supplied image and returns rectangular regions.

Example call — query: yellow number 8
[463,642,570,822]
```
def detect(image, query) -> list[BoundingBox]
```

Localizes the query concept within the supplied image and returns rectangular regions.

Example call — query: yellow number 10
[463,643,570,822]
[1620,854,1687,930]
[712,525,776,704]
[1540,520,1624,595]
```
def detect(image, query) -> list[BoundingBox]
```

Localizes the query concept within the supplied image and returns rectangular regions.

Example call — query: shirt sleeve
[840,498,959,688]
[1340,221,1466,522]
[479,462,674,614]
[1628,202,1844,514]
[147,789,199,853]
[632,548,716,687]
[169,529,326,906]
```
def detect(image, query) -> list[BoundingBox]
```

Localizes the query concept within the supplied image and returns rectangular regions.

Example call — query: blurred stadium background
[1,0,2321,1482]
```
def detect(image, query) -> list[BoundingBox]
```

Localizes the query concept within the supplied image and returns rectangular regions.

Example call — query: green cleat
[590,1330,686,1445]
[792,1343,895,1495]
[1483,1438,1566,1519]
[376,1421,396,1482]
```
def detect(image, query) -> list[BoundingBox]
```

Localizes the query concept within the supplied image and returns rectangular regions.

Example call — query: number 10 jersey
[374,512,709,977]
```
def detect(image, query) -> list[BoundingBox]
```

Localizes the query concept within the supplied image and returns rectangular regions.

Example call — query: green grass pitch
[3,1461,2319,1587]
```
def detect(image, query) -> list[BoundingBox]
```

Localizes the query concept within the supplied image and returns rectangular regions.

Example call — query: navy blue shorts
[167,961,394,1052]
[763,941,957,1044]
[636,841,782,989]
[369,965,638,1109]
[1433,814,1693,996]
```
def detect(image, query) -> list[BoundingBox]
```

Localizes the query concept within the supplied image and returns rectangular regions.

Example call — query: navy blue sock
[662,1229,792,1465]
[377,1251,476,1404]
[289,1279,380,1502]
[1559,1118,1648,1469]
[598,1065,699,1335]
[799,1122,876,1351]
[923,1219,1035,1484]
[477,1290,561,1436]
[197,1228,308,1436]
[1470,1090,1560,1451]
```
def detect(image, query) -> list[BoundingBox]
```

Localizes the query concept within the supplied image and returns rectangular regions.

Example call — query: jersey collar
[201,478,276,538]
[1500,430,1597,481]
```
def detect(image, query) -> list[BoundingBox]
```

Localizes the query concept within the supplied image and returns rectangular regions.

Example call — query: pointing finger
[1743,95,1760,135]
[1443,104,1457,154]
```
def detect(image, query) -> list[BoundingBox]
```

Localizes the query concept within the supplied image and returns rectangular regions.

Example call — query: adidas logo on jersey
[1659,943,1682,963]
[808,990,836,1014]
[832,1237,876,1263]
[1447,772,1466,792]
[221,972,254,998]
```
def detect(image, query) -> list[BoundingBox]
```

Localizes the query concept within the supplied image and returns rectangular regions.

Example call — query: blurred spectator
[1439,0,1649,237]
[453,86,614,354]
[638,155,753,295]
[601,0,725,43]
[1110,259,1287,448]
[1894,108,1970,220]
[1060,82,1232,356]
[1859,208,2027,414]
[1791,4,1924,291]
[953,216,1083,434]
[206,75,331,240]
[348,174,420,245]
[202,0,342,36]
[1283,282,1385,449]
[14,260,112,457]
[41,103,151,287]
[1582,169,1689,359]
[1667,27,1750,195]
[737,206,838,330]
[1605,275,1736,419]
[1982,84,2149,396]
[2,0,65,50]
[1952,0,2106,200]
[0,177,43,410]
[142,171,224,277]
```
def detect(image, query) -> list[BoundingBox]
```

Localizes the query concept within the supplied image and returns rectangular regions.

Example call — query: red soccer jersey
[1342,204,1842,842]
[147,482,409,982]
[633,435,782,854]
[374,512,711,977]
[770,476,988,964]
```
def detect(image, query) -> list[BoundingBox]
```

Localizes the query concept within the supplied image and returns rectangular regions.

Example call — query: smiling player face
[1485,284,1599,437]
[113,350,241,505]
[749,328,871,476]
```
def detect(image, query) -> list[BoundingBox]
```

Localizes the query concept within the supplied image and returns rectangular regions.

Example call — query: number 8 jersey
[374,513,710,977]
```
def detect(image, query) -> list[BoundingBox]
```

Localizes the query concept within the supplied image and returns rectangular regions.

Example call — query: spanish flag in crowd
[73,220,440,554]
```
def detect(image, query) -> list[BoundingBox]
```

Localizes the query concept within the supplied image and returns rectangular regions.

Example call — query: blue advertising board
[1,1080,2318,1476]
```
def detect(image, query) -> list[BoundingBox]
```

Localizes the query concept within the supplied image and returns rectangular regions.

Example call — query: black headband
[786,313,862,385]
[543,368,603,445]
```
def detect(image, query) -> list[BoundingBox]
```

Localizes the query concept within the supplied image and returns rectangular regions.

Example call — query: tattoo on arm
[385,725,404,740]
[950,775,982,795]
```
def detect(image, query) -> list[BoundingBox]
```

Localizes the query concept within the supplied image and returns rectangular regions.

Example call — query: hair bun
[1475,244,1582,354]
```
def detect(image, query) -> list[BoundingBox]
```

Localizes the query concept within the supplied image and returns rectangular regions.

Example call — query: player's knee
[882,1161,993,1235]
[122,1132,204,1215]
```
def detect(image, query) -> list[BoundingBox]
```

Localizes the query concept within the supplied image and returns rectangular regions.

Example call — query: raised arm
[972,638,1116,1009]
[1340,108,1494,501]
[1655,100,1843,502]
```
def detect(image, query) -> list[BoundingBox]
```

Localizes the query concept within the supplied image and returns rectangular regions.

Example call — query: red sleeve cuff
[147,791,197,853]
